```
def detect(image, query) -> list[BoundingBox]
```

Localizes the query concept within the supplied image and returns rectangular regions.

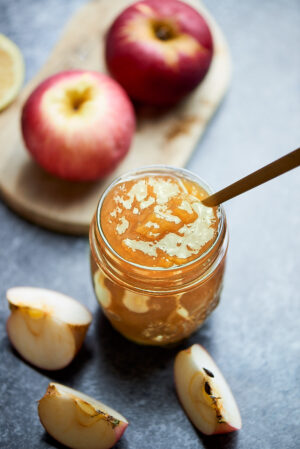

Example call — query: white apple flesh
[174,344,242,435]
[6,287,92,370]
[38,383,128,449]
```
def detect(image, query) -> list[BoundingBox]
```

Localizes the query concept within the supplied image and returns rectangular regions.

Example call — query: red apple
[105,0,213,106]
[21,70,135,181]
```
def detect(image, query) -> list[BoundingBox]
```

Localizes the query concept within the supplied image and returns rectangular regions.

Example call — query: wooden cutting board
[0,0,231,235]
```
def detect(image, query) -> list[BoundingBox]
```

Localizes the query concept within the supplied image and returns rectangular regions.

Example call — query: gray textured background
[0,1,300,448]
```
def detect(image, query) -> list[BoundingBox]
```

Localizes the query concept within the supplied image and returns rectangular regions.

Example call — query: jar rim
[96,165,225,272]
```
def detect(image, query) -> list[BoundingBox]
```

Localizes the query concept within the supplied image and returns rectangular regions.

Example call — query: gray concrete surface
[0,1,299,448]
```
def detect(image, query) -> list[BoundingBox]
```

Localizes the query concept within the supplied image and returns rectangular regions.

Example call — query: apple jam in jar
[89,166,228,345]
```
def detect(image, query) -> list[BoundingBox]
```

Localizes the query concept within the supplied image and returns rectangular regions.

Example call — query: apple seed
[203,367,214,377]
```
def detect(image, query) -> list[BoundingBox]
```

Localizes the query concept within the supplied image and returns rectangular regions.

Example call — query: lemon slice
[0,34,25,111]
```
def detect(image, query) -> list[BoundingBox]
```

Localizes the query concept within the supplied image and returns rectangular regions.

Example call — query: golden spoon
[202,148,300,207]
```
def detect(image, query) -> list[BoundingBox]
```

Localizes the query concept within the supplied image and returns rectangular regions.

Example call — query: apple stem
[153,23,175,41]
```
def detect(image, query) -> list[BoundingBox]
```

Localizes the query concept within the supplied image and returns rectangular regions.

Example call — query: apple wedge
[174,344,242,435]
[6,287,92,370]
[38,383,128,449]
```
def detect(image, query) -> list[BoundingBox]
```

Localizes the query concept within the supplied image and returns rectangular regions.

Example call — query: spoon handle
[202,148,300,207]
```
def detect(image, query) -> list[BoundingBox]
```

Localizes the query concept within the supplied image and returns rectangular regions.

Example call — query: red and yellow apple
[174,344,242,435]
[21,70,135,181]
[105,0,213,106]
[38,383,128,449]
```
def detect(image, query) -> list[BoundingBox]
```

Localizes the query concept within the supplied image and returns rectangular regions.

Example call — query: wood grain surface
[0,0,231,234]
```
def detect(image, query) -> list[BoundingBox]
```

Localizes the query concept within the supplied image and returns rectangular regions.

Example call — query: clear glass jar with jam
[89,166,228,345]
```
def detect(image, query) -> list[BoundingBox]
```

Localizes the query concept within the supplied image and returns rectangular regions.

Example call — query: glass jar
[89,166,228,345]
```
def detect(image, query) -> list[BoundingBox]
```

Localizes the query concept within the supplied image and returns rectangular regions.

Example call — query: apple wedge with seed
[38,383,128,449]
[174,344,242,435]
[6,287,92,370]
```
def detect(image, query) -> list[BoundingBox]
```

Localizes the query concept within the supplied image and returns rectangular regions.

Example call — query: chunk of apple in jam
[6,287,92,370]
[38,383,128,449]
[174,344,242,435]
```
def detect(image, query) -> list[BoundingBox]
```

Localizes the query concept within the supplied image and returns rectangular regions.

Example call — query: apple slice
[38,383,128,449]
[6,287,92,370]
[174,344,242,435]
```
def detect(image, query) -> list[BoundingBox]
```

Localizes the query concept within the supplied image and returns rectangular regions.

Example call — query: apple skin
[105,0,213,106]
[21,70,135,181]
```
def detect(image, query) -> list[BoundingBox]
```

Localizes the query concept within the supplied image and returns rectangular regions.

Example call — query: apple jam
[90,166,228,345]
